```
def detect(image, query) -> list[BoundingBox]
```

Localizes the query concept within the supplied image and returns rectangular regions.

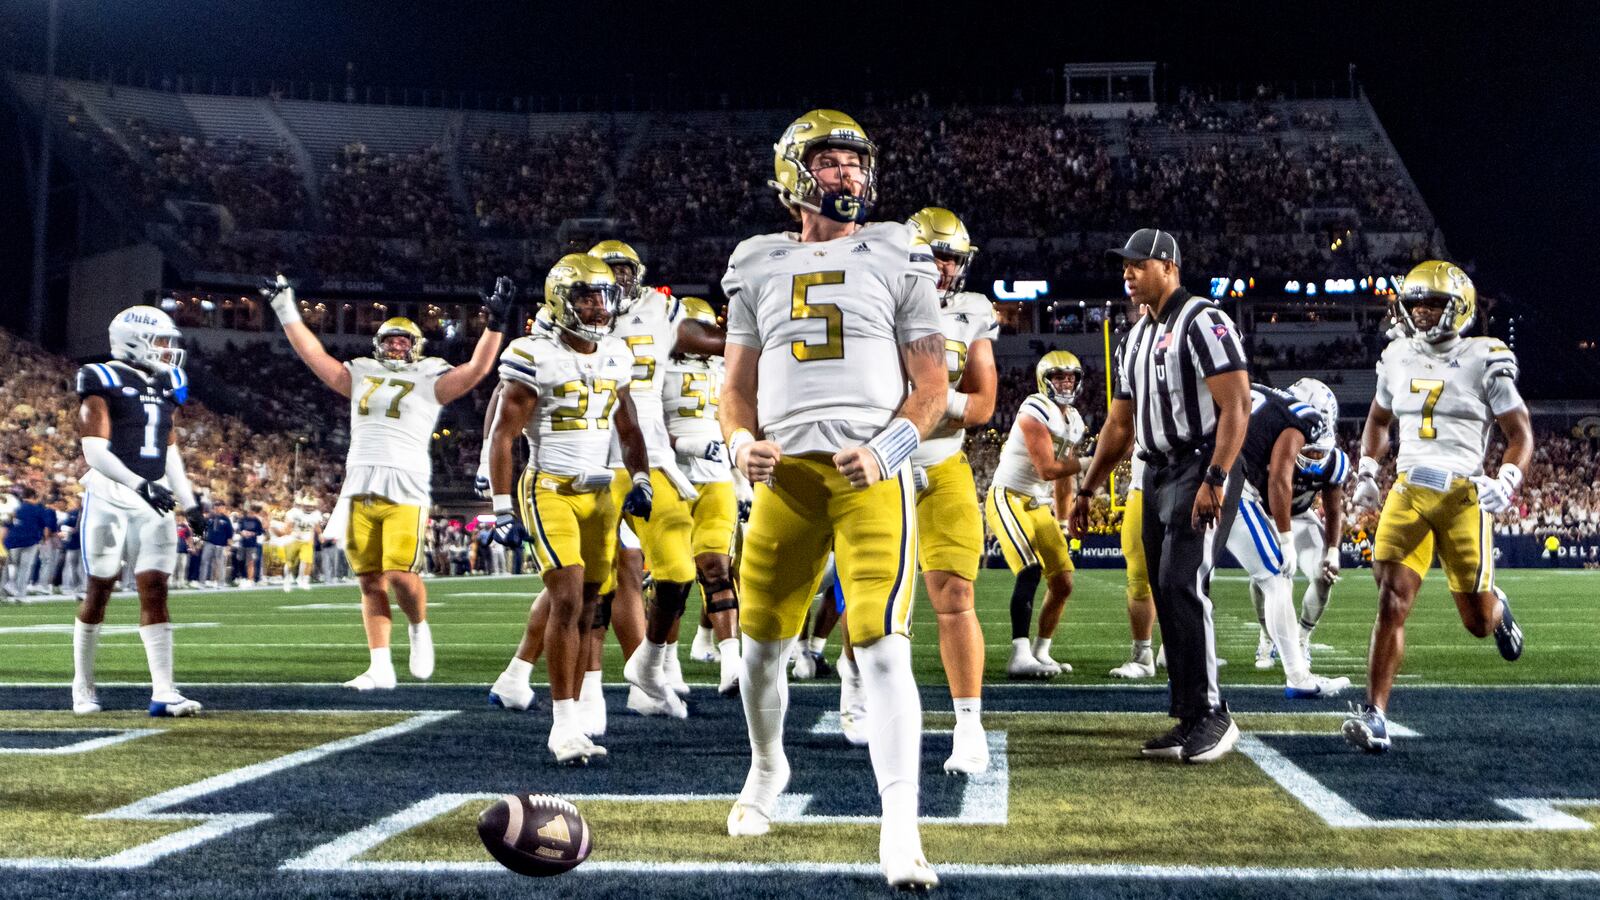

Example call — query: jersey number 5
[790,271,845,362]
[1410,378,1444,439]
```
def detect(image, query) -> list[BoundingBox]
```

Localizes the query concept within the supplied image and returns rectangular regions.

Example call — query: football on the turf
[477,794,591,876]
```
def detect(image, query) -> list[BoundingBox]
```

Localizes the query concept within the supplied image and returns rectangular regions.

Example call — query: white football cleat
[282,579,293,594]
[1155,644,1167,668]
[1285,674,1352,699]
[943,719,989,775]
[408,627,434,681]
[71,681,101,715]
[1034,651,1070,675]
[790,649,817,680]
[663,649,690,697]
[839,707,870,747]
[148,693,202,717]
[343,667,398,691]
[489,672,534,711]
[625,684,687,718]
[1006,650,1055,679]
[690,627,720,663]
[728,753,789,837]
[727,801,773,837]
[1109,650,1157,679]
[548,729,603,766]
[1254,629,1276,670]
[579,688,607,738]
[880,836,939,890]
[718,648,741,697]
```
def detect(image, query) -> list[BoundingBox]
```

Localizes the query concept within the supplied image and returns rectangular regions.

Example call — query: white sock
[696,624,715,645]
[638,640,666,673]
[718,637,741,659]
[738,634,795,806]
[506,656,533,682]
[408,620,431,646]
[838,653,863,713]
[952,696,981,729]
[1033,637,1053,659]
[580,669,602,703]
[73,620,100,686]
[139,622,175,697]
[807,636,827,654]
[1011,637,1031,657]
[1133,639,1153,657]
[1258,576,1310,682]
[854,635,922,834]
[369,646,394,673]
[551,698,577,733]
[664,642,683,677]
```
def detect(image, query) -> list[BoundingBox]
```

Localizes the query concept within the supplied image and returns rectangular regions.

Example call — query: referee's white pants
[1225,487,1310,682]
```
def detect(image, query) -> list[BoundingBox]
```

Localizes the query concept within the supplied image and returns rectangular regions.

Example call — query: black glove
[623,475,654,521]
[184,505,206,536]
[473,469,492,499]
[737,498,752,522]
[490,511,528,548]
[136,480,176,515]
[482,276,518,334]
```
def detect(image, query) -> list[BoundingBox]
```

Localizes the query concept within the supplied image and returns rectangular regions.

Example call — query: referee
[1070,229,1252,763]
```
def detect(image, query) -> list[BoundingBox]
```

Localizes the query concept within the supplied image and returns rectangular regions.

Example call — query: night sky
[3,2,1596,386]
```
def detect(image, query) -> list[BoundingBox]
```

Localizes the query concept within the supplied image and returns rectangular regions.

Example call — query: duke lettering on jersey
[75,361,187,481]
[722,220,942,455]
[992,394,1084,501]
[913,291,998,467]
[498,333,633,476]
[1376,337,1521,477]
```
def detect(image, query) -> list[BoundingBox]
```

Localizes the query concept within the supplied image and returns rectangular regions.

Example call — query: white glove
[675,435,727,466]
[1276,531,1297,578]
[1352,455,1382,510]
[1471,463,1522,514]
[260,274,301,325]
[1320,546,1342,584]
[473,462,491,499]
[911,465,929,492]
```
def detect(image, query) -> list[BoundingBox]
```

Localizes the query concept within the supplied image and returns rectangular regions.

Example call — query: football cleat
[943,719,989,775]
[1006,650,1055,680]
[1285,674,1351,699]
[729,753,790,837]
[1109,648,1157,679]
[624,647,686,715]
[1254,629,1276,670]
[718,649,741,697]
[548,730,605,766]
[1493,587,1523,661]
[880,836,939,890]
[690,627,721,663]
[71,681,101,715]
[625,684,688,719]
[408,629,434,681]
[148,693,202,717]
[1155,644,1166,669]
[840,708,870,747]
[726,802,773,837]
[791,649,817,681]
[1342,702,1391,753]
[1034,650,1071,675]
[488,672,535,711]
[1180,704,1239,763]
[579,688,607,738]
[343,668,397,691]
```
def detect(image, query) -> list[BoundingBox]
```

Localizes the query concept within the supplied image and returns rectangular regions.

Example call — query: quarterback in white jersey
[487,254,654,765]
[718,109,947,889]
[985,351,1085,680]
[1344,261,1532,754]
[904,206,998,774]
[263,275,515,691]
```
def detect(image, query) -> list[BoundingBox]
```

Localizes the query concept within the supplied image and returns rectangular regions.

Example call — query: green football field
[1,568,1597,900]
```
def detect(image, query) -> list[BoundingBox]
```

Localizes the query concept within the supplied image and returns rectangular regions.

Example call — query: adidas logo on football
[850,242,871,254]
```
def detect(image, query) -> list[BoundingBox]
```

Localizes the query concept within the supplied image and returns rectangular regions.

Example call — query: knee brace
[591,591,614,630]
[700,575,738,614]
[652,579,692,622]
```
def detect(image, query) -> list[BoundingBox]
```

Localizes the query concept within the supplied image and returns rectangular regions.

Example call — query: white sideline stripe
[1239,735,1597,830]
[0,710,455,870]
[0,728,161,755]
[0,623,220,636]
[277,603,449,611]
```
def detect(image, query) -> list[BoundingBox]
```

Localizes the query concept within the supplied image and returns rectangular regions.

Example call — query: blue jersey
[3,502,55,550]
[204,515,234,546]
[236,516,264,548]
[60,510,81,550]
[75,361,188,482]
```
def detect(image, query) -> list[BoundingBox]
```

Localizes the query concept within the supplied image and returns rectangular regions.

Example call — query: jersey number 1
[1410,378,1444,439]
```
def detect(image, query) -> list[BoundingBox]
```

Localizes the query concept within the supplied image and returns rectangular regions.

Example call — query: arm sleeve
[165,444,197,510]
[81,436,146,490]
[1186,307,1248,376]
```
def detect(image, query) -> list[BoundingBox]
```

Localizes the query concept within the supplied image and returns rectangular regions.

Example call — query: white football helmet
[1287,377,1338,472]
[109,306,185,374]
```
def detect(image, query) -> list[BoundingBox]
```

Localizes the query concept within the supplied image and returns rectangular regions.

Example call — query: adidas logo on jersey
[850,242,872,254]
[955,314,970,323]
[1449,360,1462,368]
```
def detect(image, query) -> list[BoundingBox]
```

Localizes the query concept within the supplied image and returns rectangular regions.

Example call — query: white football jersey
[913,290,998,466]
[723,221,942,455]
[498,333,634,476]
[1375,336,1520,477]
[286,507,323,540]
[340,355,451,505]
[664,355,730,484]
[991,393,1085,501]
[606,290,686,469]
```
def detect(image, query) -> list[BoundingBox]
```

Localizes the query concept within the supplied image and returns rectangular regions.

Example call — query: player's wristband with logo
[945,388,969,421]
[492,494,513,514]
[728,428,756,464]
[865,417,920,481]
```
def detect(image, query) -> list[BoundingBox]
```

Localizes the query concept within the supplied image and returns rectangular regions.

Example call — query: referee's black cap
[1107,228,1181,268]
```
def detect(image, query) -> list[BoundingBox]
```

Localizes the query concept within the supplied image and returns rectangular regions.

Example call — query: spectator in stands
[201,502,234,588]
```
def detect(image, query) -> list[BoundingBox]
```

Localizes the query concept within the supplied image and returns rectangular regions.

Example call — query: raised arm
[260,275,352,397]
[436,276,517,404]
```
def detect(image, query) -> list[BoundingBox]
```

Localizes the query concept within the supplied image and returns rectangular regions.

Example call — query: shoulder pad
[75,363,122,396]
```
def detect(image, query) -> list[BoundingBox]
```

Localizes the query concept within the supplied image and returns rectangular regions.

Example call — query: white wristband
[491,493,513,513]
[728,428,755,460]
[1358,455,1380,480]
[1324,547,1341,566]
[945,388,969,421]
[632,471,652,489]
[1497,462,1523,493]
[865,417,920,479]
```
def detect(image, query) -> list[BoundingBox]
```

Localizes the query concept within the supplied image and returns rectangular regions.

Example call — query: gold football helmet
[770,109,878,223]
[588,240,647,307]
[544,253,621,342]
[373,317,425,371]
[1395,260,1476,343]
[1036,350,1083,406]
[907,207,978,303]
[680,295,718,326]
[294,493,317,509]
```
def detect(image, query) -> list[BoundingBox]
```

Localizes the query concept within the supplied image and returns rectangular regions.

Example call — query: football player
[663,296,743,696]
[983,351,1084,679]
[905,206,998,774]
[262,274,516,689]
[1248,377,1350,668]
[719,109,946,889]
[71,306,207,716]
[1344,261,1531,753]
[1222,384,1350,698]
[486,254,653,765]
[591,242,726,718]
[283,493,323,592]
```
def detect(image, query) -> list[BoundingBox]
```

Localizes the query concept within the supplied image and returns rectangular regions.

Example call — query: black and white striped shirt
[1113,288,1248,457]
